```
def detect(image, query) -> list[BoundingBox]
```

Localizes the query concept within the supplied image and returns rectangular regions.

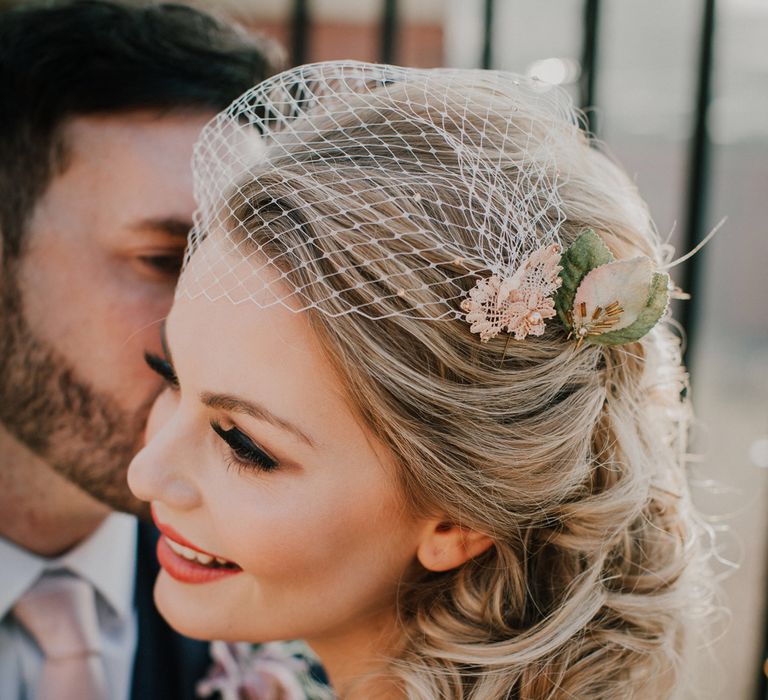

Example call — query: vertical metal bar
[579,0,601,137]
[481,0,495,69]
[680,0,716,370]
[380,0,398,64]
[291,0,310,66]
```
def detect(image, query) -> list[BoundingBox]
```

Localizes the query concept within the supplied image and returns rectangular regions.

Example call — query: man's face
[0,111,214,516]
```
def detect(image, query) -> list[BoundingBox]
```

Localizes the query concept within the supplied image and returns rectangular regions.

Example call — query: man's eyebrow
[134,217,192,239]
[201,392,316,448]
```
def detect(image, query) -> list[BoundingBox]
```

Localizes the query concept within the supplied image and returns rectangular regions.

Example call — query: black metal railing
[579,0,601,138]
[481,0,494,70]
[380,0,398,64]
[291,0,310,66]
[680,0,716,371]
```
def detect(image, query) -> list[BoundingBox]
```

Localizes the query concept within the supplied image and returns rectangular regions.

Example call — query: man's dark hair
[0,0,284,257]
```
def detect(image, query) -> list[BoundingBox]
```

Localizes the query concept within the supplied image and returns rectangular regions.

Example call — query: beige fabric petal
[572,257,652,332]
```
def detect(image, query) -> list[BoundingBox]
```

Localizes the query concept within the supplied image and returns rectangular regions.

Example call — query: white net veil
[178,61,579,324]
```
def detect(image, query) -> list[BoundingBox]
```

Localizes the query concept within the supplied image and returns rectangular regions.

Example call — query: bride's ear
[416,519,494,572]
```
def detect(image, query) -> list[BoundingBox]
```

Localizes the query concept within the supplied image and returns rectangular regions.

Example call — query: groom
[0,2,282,698]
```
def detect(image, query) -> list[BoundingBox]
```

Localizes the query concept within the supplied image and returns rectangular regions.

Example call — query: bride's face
[127,256,428,646]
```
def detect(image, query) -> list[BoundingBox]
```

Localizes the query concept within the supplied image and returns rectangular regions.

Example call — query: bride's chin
[153,569,247,642]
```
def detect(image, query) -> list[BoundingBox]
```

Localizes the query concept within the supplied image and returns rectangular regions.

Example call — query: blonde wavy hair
[223,76,713,699]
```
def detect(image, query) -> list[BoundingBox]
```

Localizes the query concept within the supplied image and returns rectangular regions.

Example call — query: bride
[128,62,712,700]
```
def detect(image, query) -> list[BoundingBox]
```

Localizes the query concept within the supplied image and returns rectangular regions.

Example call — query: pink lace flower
[507,290,557,340]
[461,244,562,342]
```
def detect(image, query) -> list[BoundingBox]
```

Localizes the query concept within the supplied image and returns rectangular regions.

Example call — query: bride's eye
[210,420,278,473]
[144,351,179,389]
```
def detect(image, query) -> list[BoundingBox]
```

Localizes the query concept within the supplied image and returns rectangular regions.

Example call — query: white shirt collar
[0,512,137,622]
[0,536,46,621]
[56,512,137,621]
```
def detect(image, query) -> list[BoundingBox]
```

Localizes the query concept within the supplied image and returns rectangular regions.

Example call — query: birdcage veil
[177,60,580,323]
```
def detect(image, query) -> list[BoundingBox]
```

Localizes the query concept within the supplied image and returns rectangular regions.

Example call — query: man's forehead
[61,110,216,160]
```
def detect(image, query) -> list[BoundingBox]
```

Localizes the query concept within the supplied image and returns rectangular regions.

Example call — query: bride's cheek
[224,502,330,576]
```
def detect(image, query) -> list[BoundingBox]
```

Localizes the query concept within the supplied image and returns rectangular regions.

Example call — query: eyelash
[144,352,179,389]
[210,421,279,473]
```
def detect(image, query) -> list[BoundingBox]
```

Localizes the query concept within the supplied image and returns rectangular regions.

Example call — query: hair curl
[226,76,714,699]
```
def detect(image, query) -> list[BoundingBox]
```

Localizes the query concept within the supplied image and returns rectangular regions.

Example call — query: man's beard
[0,264,151,517]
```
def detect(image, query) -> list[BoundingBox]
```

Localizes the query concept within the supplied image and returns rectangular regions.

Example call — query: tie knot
[13,574,102,660]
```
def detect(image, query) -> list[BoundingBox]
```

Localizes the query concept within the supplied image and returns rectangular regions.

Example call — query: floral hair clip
[460,244,563,342]
[462,229,671,348]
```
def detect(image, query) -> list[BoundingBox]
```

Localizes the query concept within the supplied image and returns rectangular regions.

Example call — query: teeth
[166,537,230,568]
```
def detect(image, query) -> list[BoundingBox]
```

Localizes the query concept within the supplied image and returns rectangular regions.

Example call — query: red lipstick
[151,505,241,584]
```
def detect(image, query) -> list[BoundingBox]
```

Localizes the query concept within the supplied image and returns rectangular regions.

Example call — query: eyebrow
[133,217,192,239]
[160,322,315,449]
[201,392,315,448]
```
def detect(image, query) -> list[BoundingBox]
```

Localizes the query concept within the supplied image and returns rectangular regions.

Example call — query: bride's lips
[151,506,242,584]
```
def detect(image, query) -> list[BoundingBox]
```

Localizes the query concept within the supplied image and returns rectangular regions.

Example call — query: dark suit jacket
[130,521,212,700]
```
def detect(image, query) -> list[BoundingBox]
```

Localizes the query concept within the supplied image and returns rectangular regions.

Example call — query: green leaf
[554,229,614,328]
[586,272,670,346]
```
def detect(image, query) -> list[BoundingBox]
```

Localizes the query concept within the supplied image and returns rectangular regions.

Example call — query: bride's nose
[128,408,202,511]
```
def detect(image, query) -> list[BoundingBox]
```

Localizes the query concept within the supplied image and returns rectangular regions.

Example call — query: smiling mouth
[163,536,239,570]
[151,505,242,581]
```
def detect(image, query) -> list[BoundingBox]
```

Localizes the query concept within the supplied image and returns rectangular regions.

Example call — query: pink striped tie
[13,575,110,700]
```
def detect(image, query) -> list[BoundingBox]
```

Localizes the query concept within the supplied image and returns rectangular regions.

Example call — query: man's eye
[139,254,184,276]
